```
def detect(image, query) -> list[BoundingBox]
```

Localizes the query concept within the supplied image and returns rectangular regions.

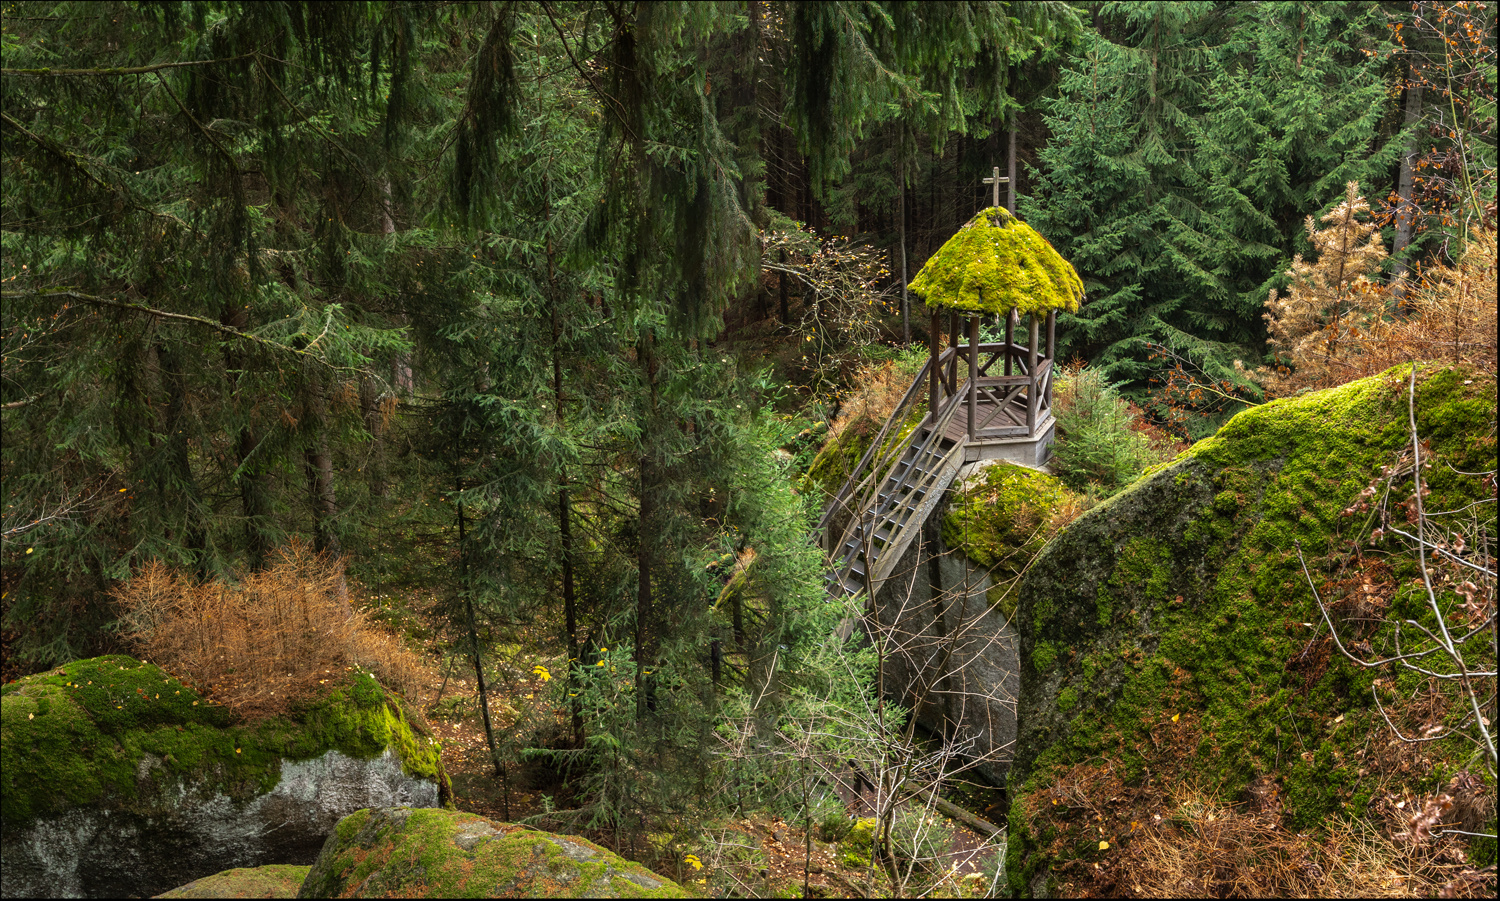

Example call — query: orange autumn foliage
[112,542,425,720]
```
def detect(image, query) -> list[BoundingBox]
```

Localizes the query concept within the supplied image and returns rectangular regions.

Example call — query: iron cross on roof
[982,166,1009,210]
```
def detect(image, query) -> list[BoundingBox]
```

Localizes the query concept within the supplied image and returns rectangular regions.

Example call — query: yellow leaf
[28,713,34,720]
[1171,713,1179,723]
[1099,841,1109,851]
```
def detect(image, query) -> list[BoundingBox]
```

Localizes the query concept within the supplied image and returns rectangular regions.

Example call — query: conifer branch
[1,111,114,193]
[538,1,640,145]
[1,55,253,77]
[0,289,363,373]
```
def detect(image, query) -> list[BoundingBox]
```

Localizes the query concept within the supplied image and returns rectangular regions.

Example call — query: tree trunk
[635,329,658,720]
[1007,114,1018,214]
[552,307,582,745]
[301,368,347,602]
[899,137,910,345]
[1391,79,1423,308]
[157,343,207,572]
[221,302,272,569]
[458,479,505,789]
[359,376,387,499]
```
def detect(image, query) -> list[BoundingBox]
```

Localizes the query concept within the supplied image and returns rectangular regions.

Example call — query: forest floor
[371,586,1003,898]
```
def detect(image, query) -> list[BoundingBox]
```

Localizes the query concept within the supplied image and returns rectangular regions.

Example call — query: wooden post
[967,316,979,440]
[1005,310,1014,376]
[1046,311,1057,411]
[1027,314,1039,434]
[947,311,960,394]
[929,309,941,418]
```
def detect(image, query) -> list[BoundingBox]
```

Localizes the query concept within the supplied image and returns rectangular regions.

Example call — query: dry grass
[113,542,426,720]
[1112,781,1493,899]
[825,356,924,449]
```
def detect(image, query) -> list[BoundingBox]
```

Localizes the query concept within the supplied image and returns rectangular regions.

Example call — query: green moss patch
[1,655,448,827]
[1006,364,1497,896]
[156,864,310,898]
[299,807,687,898]
[908,207,1084,316]
[943,462,1072,619]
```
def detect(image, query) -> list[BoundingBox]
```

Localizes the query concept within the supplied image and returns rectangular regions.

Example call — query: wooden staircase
[820,363,966,602]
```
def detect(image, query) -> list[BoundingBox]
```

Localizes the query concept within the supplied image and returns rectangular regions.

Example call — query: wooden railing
[817,340,1056,553]
[816,351,940,546]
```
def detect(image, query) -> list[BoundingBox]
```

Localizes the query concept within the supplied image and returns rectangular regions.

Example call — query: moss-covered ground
[156,864,311,898]
[1005,364,1497,896]
[0,654,448,827]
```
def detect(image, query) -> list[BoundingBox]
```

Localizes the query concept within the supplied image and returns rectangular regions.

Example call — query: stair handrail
[868,432,966,587]
[816,347,955,539]
[826,393,966,597]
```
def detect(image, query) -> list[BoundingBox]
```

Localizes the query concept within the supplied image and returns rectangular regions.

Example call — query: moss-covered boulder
[1,655,450,899]
[155,864,309,898]
[297,807,686,898]
[944,461,1072,620]
[1005,364,1496,896]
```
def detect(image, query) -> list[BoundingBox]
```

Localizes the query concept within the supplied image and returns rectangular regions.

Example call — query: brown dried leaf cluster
[112,542,425,719]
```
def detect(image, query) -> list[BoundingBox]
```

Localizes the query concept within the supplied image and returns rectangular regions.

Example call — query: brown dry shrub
[1354,225,1498,378]
[1118,782,1488,898]
[113,542,426,720]
[1261,224,1497,397]
[824,355,924,449]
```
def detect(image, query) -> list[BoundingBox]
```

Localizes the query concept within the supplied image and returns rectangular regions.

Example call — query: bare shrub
[1258,217,1496,397]
[113,542,425,719]
[1353,225,1497,379]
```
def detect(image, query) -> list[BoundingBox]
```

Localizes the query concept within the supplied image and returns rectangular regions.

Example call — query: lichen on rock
[1004,364,1497,896]
[907,207,1084,316]
[296,807,688,898]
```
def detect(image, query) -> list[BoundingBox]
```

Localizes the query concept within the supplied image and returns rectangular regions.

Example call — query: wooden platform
[927,391,1055,468]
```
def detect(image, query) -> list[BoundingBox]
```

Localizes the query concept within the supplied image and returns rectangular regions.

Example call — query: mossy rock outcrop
[1,655,450,899]
[1005,364,1497,896]
[297,806,687,898]
[155,864,310,898]
[943,460,1072,620]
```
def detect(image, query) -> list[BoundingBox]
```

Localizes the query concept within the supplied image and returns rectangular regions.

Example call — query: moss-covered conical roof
[908,207,1084,316]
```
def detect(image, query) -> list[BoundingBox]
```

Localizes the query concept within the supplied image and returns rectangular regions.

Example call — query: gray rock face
[1,749,439,899]
[868,500,1019,787]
